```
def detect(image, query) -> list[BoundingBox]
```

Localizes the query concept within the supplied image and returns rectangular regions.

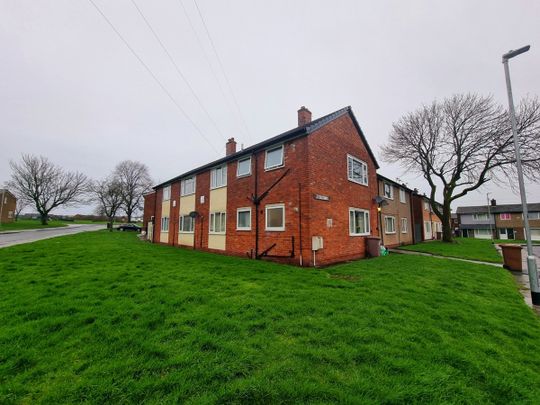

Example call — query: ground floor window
[384,216,396,234]
[209,212,226,234]
[474,228,492,239]
[237,208,251,230]
[401,218,408,233]
[349,208,370,236]
[435,222,442,232]
[265,204,285,231]
[179,215,194,232]
[161,217,169,232]
[424,221,432,235]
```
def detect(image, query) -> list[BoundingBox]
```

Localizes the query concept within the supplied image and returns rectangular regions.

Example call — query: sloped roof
[456,203,540,214]
[376,173,413,193]
[154,106,378,189]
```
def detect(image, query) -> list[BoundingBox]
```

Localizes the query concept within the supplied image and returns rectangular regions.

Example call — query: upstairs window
[237,208,251,230]
[399,189,407,203]
[383,183,393,199]
[349,208,370,236]
[528,212,540,220]
[181,176,196,196]
[347,155,368,185]
[237,156,251,177]
[210,165,227,189]
[265,145,284,170]
[500,213,511,220]
[162,185,171,201]
[473,213,490,221]
[424,200,430,211]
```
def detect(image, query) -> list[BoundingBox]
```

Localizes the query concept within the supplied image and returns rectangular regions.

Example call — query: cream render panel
[178,194,196,247]
[208,186,227,250]
[160,200,171,243]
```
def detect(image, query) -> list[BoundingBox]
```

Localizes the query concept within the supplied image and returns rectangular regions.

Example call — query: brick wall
[0,192,16,223]
[142,192,156,232]
[378,179,413,247]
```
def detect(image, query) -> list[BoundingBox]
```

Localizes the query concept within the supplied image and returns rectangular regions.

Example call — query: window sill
[178,231,194,234]
[265,228,285,232]
[236,173,251,179]
[180,193,195,197]
[385,231,396,235]
[349,233,370,237]
[264,164,285,172]
[236,228,251,231]
[209,232,226,235]
[210,185,227,190]
[348,178,369,187]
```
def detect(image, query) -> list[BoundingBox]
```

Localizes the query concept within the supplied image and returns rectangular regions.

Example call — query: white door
[531,229,540,241]
[499,228,508,240]
[424,221,432,240]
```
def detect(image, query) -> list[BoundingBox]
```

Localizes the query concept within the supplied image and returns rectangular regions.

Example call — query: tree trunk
[40,213,48,225]
[126,208,132,223]
[108,217,114,232]
[441,202,453,243]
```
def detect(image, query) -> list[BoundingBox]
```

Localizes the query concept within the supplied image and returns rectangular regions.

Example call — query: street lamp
[502,44,540,305]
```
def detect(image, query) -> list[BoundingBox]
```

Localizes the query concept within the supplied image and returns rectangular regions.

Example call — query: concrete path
[0,224,105,248]
[389,248,502,267]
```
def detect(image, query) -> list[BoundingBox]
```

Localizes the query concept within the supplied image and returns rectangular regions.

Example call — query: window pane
[266,146,283,169]
[237,158,251,176]
[238,210,250,228]
[267,207,284,228]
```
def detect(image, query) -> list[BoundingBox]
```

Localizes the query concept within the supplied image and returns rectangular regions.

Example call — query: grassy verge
[0,219,68,232]
[1,232,539,403]
[399,237,503,263]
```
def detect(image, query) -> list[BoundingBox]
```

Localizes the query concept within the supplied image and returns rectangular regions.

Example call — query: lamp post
[486,193,493,240]
[502,45,540,305]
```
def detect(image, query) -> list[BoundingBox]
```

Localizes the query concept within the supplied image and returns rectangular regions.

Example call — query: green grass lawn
[1,232,539,403]
[0,219,68,232]
[399,237,503,263]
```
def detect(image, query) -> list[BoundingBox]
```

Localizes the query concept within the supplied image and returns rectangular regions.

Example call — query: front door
[507,228,515,240]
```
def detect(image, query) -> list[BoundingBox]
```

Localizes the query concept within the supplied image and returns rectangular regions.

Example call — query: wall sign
[313,194,330,201]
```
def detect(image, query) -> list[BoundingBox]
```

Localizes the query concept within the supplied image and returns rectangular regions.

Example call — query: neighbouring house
[457,200,540,240]
[411,191,443,241]
[143,106,381,266]
[0,189,16,224]
[377,175,414,247]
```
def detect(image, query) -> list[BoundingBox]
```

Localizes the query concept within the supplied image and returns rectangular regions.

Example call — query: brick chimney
[225,137,237,156]
[298,106,312,126]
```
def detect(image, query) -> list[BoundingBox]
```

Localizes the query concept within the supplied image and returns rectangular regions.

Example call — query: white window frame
[424,200,430,211]
[162,185,171,201]
[424,221,432,234]
[473,213,490,221]
[527,212,540,220]
[264,145,284,170]
[209,212,226,234]
[236,207,251,231]
[161,216,169,232]
[384,216,396,234]
[210,165,227,189]
[265,203,285,231]
[179,215,194,233]
[349,208,370,236]
[347,154,368,186]
[236,156,252,177]
[383,183,393,200]
[399,189,406,203]
[401,217,408,233]
[436,222,443,232]
[500,213,511,220]
[180,176,196,196]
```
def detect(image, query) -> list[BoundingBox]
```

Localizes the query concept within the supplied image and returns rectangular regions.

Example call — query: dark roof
[154,106,379,189]
[456,203,540,214]
[376,174,413,193]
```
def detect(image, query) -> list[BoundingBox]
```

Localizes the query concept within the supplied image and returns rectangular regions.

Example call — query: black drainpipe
[298,182,303,266]
[254,153,260,259]
[152,190,157,243]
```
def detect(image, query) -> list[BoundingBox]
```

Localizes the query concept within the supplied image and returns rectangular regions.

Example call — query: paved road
[0,224,105,248]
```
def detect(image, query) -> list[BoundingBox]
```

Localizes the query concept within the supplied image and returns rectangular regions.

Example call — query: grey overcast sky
[1,0,539,214]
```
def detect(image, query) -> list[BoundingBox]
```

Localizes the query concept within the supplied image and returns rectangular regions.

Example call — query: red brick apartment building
[411,191,443,242]
[144,106,383,266]
[0,189,17,224]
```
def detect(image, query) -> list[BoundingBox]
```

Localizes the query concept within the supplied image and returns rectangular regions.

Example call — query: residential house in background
[0,189,16,224]
[456,200,540,240]
[144,106,380,266]
[411,191,443,242]
[377,175,414,247]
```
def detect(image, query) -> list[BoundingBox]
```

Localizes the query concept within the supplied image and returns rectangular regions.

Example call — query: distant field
[0,232,539,403]
[399,237,503,263]
[0,219,68,232]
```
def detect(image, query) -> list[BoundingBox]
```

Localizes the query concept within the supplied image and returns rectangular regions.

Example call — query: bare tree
[382,94,540,242]
[14,198,28,221]
[113,160,153,223]
[91,177,124,232]
[8,155,88,225]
